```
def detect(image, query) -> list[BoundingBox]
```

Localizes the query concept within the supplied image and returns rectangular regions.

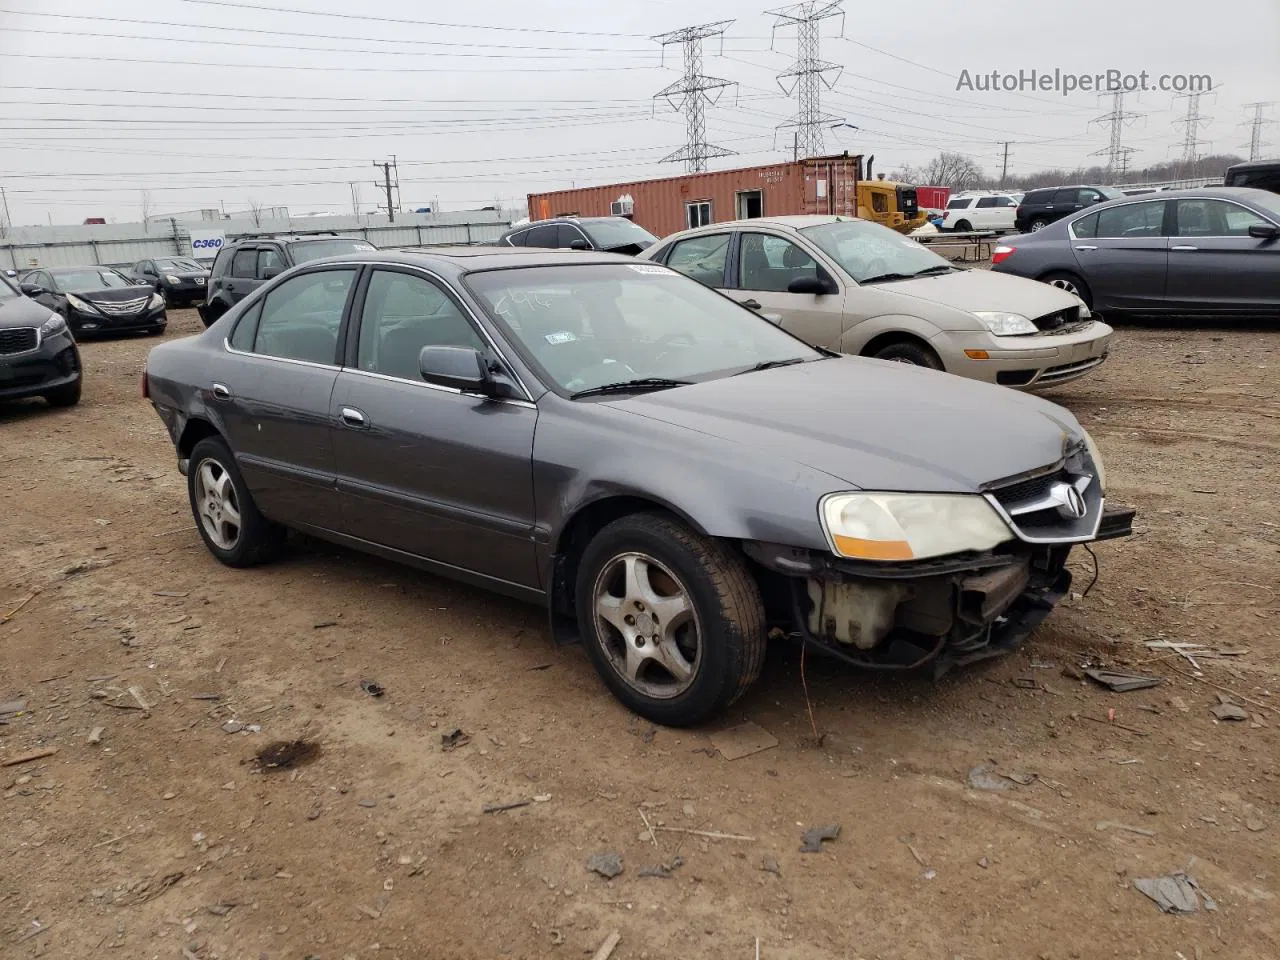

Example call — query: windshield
[155,257,203,272]
[1251,191,1280,220]
[290,238,378,263]
[465,263,822,395]
[52,269,132,290]
[801,219,952,284]
[0,274,18,301]
[584,219,658,249]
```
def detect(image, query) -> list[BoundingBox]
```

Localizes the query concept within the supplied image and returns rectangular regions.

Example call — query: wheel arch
[858,329,944,367]
[177,416,223,459]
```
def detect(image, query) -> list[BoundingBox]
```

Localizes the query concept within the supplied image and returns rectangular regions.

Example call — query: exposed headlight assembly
[973,311,1037,336]
[38,312,67,338]
[66,293,97,313]
[148,292,166,309]
[164,274,181,284]
[820,492,1013,562]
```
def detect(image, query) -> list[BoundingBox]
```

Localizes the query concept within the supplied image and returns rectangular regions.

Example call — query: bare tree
[141,190,153,224]
[248,199,264,228]
[918,152,984,190]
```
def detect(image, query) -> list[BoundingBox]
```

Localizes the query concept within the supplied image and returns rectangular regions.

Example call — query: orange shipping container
[527,154,864,239]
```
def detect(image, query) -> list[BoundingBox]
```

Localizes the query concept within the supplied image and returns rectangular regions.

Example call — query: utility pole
[1090,92,1142,178]
[373,157,399,222]
[1241,101,1275,161]
[651,22,738,173]
[1172,92,1212,178]
[348,182,361,219]
[998,141,1013,187]
[768,1,845,159]
[0,185,11,239]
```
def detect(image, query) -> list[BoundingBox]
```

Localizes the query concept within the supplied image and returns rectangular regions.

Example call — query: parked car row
[143,246,1134,725]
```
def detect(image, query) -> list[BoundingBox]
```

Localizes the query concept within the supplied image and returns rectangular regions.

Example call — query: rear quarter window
[947,198,973,209]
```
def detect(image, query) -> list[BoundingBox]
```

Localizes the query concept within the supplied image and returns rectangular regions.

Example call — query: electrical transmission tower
[768,1,845,159]
[651,22,737,173]
[1172,92,1212,176]
[1241,102,1275,161]
[1090,92,1143,176]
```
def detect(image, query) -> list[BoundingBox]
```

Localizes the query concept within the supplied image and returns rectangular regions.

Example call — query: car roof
[1093,186,1270,203]
[295,246,644,273]
[678,214,856,233]
[48,265,120,273]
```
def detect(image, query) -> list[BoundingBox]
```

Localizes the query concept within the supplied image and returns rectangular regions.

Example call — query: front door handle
[740,298,763,310]
[211,382,232,401]
[340,406,367,428]
[1171,245,1198,251]
[1074,245,1098,252]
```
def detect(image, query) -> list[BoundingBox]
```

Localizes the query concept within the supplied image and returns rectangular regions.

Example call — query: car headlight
[973,311,1038,336]
[1076,300,1091,319]
[38,312,67,338]
[66,293,97,313]
[820,492,1013,562]
[164,274,181,284]
[148,292,166,309]
[1080,429,1107,494]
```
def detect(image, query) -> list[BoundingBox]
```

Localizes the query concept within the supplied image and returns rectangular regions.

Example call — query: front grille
[91,296,151,318]
[987,446,1102,543]
[0,327,39,355]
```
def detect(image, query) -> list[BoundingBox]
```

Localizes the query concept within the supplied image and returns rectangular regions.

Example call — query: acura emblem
[1050,481,1088,520]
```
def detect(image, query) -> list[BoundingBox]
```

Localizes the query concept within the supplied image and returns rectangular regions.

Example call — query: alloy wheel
[194,457,242,550]
[592,552,701,700]
[1049,278,1080,297]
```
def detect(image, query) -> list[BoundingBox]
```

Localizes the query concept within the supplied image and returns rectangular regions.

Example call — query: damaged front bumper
[746,504,1136,676]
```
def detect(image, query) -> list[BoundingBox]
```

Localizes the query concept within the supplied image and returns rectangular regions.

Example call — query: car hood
[0,295,53,329]
[164,270,209,279]
[607,357,1082,492]
[871,268,1080,320]
[67,285,153,301]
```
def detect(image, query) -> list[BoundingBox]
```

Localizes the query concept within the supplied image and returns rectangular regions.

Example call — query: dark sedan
[131,256,210,307]
[992,187,1280,318]
[144,249,1133,726]
[21,266,167,336]
[0,273,82,407]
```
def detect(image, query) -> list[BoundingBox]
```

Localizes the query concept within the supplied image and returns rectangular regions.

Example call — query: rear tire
[187,436,287,568]
[953,219,972,232]
[44,378,81,408]
[871,340,944,370]
[1029,217,1051,232]
[574,512,767,727]
[1042,271,1093,310]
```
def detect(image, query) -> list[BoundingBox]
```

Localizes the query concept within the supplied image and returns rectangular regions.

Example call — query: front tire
[44,378,81,408]
[872,340,944,369]
[187,436,286,567]
[574,512,767,727]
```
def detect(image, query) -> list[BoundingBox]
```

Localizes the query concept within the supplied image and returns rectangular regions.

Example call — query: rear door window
[504,231,527,247]
[975,197,999,208]
[665,234,730,287]
[1094,201,1167,238]
[523,225,558,248]
[230,247,257,278]
[1052,189,1080,205]
[253,269,356,364]
[1071,213,1099,238]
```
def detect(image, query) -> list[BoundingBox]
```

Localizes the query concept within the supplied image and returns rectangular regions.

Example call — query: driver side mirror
[420,346,497,396]
[20,283,45,297]
[567,239,590,251]
[1248,223,1279,241]
[786,273,836,296]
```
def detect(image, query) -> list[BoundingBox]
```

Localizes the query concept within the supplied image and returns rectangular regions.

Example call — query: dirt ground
[2,308,1277,960]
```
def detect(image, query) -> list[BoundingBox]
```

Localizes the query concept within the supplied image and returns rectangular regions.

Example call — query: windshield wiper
[570,377,692,399]
[908,264,956,277]
[735,357,808,375]
[858,272,917,285]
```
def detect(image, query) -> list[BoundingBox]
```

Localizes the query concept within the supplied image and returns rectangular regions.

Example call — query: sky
[1,0,1277,225]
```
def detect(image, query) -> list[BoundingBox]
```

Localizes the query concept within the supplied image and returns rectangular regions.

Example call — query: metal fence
[0,211,511,273]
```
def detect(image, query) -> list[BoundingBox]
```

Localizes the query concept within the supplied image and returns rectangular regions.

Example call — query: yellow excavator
[856,156,930,234]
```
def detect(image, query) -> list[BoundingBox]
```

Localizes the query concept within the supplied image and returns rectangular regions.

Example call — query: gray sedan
[991,187,1280,318]
[144,248,1133,726]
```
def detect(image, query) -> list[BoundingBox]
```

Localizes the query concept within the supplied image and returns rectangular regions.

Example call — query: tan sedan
[640,215,1113,389]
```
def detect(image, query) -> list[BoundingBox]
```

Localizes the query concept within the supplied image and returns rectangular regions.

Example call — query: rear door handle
[1171,245,1198,251]
[740,299,762,310]
[340,406,367,428]
[211,382,232,401]
[1074,245,1098,251]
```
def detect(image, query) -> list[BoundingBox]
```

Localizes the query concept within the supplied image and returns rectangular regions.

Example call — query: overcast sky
[1,0,1277,225]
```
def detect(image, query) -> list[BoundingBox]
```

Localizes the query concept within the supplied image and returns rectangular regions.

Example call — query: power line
[1,52,658,74]
[1090,92,1143,175]
[767,1,845,159]
[175,0,649,37]
[651,22,739,172]
[1241,102,1275,161]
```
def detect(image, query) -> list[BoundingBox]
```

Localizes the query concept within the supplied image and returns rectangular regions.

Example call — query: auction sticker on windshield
[628,264,673,275]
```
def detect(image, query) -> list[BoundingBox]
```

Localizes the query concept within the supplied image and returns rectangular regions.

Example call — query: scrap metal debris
[254,739,321,770]
[482,800,532,814]
[587,853,624,879]
[1085,669,1161,693]
[1210,700,1249,721]
[359,679,385,697]
[760,854,781,876]
[441,728,470,751]
[637,856,684,879]
[799,823,841,853]
[1133,873,1218,914]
